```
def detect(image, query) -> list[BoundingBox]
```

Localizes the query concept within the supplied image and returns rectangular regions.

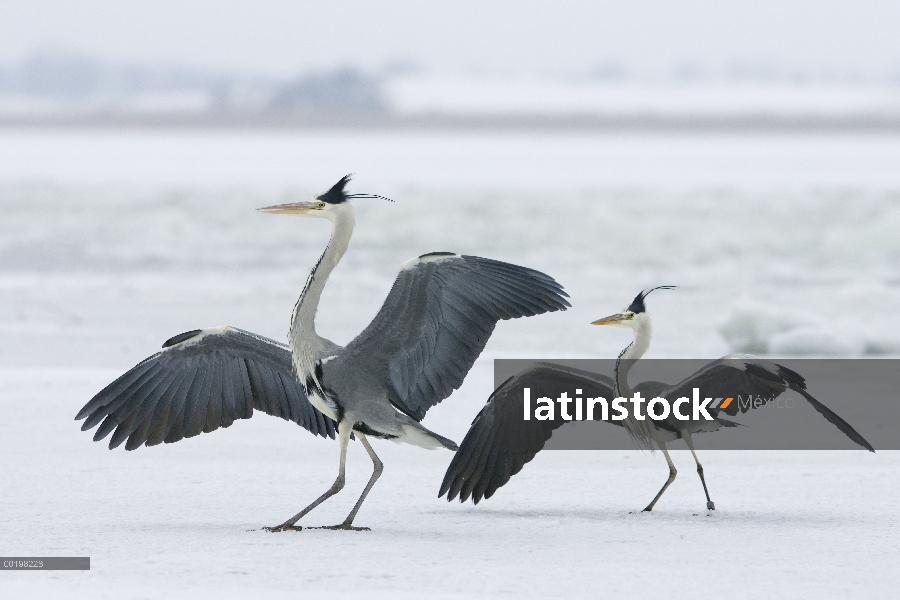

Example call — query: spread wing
[662,355,874,452]
[333,254,570,421]
[440,362,615,504]
[75,327,336,450]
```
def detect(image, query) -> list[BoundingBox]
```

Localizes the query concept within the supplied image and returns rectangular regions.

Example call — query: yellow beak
[257,201,321,215]
[591,313,628,326]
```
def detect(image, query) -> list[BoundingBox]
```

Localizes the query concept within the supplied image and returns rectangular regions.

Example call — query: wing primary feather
[80,362,165,431]
[106,366,174,427]
[219,358,239,428]
[125,369,191,450]
[181,363,213,440]
[118,369,184,439]
[202,359,225,434]
[470,409,512,503]
[447,407,495,501]
[109,411,142,450]
[235,358,255,419]
[93,368,171,440]
[75,357,161,420]
[793,386,875,452]
[164,367,203,444]
[245,360,272,414]
[145,369,196,447]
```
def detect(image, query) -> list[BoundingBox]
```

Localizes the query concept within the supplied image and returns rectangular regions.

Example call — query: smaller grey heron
[440,287,874,511]
[76,175,570,531]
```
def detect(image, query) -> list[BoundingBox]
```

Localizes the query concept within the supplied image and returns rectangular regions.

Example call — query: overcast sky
[2,0,899,78]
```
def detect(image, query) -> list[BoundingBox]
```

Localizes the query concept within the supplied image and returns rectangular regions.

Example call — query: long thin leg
[263,420,351,532]
[643,441,677,512]
[683,433,715,510]
[312,432,383,531]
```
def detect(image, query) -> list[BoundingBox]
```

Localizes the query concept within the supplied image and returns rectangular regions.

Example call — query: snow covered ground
[2,368,897,599]
[1,129,898,597]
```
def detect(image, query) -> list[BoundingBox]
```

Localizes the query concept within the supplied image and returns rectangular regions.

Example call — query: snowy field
[1,129,899,597]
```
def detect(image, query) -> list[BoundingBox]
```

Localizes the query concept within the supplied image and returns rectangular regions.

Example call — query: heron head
[257,174,392,218]
[591,286,676,329]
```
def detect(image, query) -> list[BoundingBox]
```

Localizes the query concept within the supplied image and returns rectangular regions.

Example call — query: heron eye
[317,202,325,209]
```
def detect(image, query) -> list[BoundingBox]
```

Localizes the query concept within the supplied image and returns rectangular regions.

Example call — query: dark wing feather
[439,362,615,504]
[336,255,570,422]
[662,356,874,452]
[75,327,336,449]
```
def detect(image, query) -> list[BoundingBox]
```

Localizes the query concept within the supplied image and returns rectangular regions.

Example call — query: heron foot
[309,523,370,531]
[263,524,303,532]
[642,506,653,512]
[707,501,715,510]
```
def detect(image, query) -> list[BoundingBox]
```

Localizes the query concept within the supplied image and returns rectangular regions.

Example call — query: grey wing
[335,254,570,421]
[75,326,337,450]
[662,355,874,452]
[439,362,614,504]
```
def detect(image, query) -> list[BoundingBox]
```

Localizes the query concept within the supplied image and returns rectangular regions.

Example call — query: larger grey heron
[440,287,874,510]
[75,175,570,531]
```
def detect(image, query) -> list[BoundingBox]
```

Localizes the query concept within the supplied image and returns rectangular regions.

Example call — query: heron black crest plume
[627,286,677,313]
[320,174,395,204]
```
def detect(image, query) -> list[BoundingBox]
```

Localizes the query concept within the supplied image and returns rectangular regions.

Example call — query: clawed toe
[263,524,302,532]
[310,523,370,531]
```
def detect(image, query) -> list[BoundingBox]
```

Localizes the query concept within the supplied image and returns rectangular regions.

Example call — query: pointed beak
[591,313,629,326]
[257,201,320,215]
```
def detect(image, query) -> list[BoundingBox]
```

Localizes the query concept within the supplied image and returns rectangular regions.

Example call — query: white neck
[289,203,356,385]
[614,314,652,398]
[614,313,656,449]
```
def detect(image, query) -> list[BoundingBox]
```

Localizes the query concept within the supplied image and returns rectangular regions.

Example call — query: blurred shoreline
[4,53,900,133]
[3,112,900,132]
